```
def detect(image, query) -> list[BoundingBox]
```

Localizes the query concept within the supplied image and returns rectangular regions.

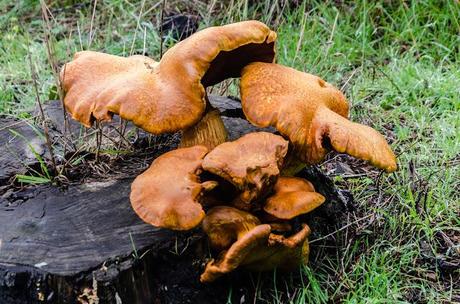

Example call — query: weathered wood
[0,172,350,304]
[0,95,353,303]
[0,178,179,303]
[0,119,49,184]
[0,179,173,275]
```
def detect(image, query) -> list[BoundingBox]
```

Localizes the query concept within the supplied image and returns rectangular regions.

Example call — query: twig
[143,0,163,17]
[273,0,288,30]
[438,230,460,255]
[375,170,385,206]
[59,144,88,173]
[88,0,99,48]
[159,0,166,58]
[142,26,147,55]
[77,21,84,51]
[324,10,339,57]
[309,214,373,244]
[27,43,57,175]
[331,172,370,179]
[375,65,403,96]
[340,67,360,92]
[292,11,308,65]
[114,120,131,149]
[264,0,277,25]
[40,1,70,149]
[95,121,102,163]
[0,116,38,132]
[205,0,217,26]
[130,0,147,55]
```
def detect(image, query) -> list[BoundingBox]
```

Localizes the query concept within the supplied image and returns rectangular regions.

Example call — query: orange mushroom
[202,206,263,252]
[202,132,289,210]
[240,63,397,172]
[263,177,325,220]
[60,21,276,149]
[250,224,310,272]
[130,146,217,230]
[200,206,311,283]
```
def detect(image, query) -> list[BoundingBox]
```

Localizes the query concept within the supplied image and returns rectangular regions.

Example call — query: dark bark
[0,178,179,303]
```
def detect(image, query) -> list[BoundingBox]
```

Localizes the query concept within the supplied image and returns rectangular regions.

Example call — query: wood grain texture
[0,178,179,303]
[0,178,174,275]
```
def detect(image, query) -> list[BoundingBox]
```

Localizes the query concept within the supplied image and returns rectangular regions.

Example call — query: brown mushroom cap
[60,21,276,136]
[240,62,397,173]
[202,206,262,251]
[200,207,311,283]
[202,132,289,210]
[201,223,272,283]
[60,52,181,133]
[130,146,217,230]
[263,177,325,219]
[160,20,276,88]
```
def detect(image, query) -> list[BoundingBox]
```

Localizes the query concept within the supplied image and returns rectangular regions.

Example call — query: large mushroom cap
[60,52,195,134]
[60,21,276,135]
[130,146,217,231]
[160,20,277,88]
[263,177,325,220]
[200,206,311,282]
[202,132,289,209]
[241,62,397,172]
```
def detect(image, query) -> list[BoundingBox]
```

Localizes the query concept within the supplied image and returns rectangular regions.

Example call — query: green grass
[1,0,459,303]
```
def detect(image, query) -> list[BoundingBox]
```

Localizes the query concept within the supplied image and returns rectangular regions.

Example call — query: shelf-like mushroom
[240,63,397,172]
[200,206,311,283]
[60,21,276,149]
[202,132,288,210]
[130,146,217,230]
[263,177,325,220]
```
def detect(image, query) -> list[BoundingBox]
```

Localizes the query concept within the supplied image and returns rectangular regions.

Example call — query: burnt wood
[0,178,178,303]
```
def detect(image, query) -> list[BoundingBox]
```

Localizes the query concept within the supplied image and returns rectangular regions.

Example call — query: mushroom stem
[180,99,228,150]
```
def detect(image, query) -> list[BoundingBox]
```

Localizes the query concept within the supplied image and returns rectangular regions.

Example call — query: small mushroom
[200,206,311,282]
[240,63,397,172]
[60,21,276,149]
[249,224,310,272]
[263,177,325,220]
[202,132,289,210]
[130,146,217,230]
[202,206,263,252]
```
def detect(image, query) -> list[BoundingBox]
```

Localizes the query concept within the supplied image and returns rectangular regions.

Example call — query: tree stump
[0,96,353,304]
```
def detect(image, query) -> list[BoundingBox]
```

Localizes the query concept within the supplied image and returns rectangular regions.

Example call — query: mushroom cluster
[60,21,397,282]
[130,132,323,282]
